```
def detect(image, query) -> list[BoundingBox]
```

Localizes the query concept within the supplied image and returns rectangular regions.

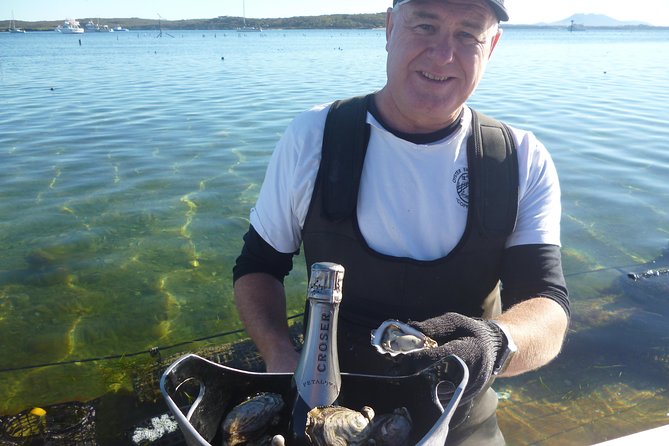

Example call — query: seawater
[0,28,668,444]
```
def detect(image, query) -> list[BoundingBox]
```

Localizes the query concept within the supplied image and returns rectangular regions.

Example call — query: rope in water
[0,314,304,374]
[1,264,666,374]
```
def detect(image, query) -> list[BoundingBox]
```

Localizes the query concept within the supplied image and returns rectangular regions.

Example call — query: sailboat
[9,10,26,33]
[236,0,261,32]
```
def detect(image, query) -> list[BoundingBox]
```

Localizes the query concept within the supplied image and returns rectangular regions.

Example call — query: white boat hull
[591,424,669,445]
[56,19,85,34]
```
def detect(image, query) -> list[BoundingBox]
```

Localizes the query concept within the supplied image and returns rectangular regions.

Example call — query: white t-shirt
[250,103,561,261]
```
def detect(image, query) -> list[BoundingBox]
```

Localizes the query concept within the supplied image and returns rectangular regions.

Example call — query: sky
[6,0,669,26]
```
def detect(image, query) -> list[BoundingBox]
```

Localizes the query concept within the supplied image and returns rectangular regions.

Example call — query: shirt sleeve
[250,104,330,254]
[500,244,570,318]
[232,225,296,284]
[506,130,562,248]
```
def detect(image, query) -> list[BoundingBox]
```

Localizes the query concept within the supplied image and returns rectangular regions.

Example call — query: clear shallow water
[0,28,668,444]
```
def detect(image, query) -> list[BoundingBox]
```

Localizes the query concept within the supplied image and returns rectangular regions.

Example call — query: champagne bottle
[290,262,345,444]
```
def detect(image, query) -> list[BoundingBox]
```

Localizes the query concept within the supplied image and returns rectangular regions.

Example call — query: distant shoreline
[3,14,668,32]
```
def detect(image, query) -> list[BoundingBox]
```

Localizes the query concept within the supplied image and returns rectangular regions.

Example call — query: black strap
[321,99,518,237]
[468,110,519,238]
[321,94,372,222]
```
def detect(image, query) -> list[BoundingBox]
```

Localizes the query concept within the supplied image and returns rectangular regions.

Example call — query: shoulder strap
[320,100,518,235]
[468,109,519,238]
[320,94,372,222]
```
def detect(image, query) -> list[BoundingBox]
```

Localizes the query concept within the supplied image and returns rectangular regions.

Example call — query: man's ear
[488,27,503,59]
[385,7,395,51]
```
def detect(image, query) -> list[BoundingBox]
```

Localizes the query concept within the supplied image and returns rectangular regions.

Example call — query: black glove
[404,313,505,402]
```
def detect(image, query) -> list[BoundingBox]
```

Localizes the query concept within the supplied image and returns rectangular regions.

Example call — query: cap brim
[394,0,509,22]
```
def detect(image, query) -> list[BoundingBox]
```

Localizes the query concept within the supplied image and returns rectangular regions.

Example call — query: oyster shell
[370,320,438,356]
[270,434,286,446]
[221,392,285,446]
[368,407,412,446]
[305,405,374,446]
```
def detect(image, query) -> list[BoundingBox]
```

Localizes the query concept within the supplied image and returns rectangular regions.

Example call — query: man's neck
[369,93,464,144]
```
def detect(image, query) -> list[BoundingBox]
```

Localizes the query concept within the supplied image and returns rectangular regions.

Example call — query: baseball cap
[392,0,509,22]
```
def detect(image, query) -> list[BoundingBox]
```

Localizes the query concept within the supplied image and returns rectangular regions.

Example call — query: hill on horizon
[3,12,660,31]
[542,13,651,27]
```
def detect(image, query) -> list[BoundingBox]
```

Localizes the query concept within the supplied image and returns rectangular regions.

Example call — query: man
[233,0,569,444]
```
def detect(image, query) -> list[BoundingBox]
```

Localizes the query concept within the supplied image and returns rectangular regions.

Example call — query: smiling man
[379,0,503,132]
[233,0,570,444]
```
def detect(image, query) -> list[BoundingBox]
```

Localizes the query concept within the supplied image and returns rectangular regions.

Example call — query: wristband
[488,320,517,375]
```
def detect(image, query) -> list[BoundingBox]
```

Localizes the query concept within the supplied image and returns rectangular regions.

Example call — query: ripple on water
[0,30,668,437]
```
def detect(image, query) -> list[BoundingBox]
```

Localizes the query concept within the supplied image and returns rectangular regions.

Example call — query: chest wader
[301,95,518,444]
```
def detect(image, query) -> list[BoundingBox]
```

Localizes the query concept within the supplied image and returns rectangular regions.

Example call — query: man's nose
[429,35,455,65]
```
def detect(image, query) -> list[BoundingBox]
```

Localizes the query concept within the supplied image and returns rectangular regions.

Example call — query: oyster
[221,392,285,446]
[368,407,412,446]
[270,434,286,446]
[370,320,438,356]
[305,405,375,446]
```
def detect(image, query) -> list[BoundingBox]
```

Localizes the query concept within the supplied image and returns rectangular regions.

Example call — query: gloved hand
[403,313,505,402]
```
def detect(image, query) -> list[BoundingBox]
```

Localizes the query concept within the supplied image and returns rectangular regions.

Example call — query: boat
[592,424,669,445]
[84,19,114,32]
[236,0,262,32]
[114,25,129,32]
[568,20,586,32]
[8,10,26,33]
[237,24,261,32]
[56,19,85,34]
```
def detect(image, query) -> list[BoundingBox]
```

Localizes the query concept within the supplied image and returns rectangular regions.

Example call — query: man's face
[380,0,501,133]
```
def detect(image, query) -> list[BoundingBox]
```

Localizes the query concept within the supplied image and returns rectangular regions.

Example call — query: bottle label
[316,311,331,373]
[297,307,339,403]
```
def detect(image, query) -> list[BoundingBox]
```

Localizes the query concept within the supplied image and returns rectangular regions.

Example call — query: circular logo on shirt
[452,168,469,208]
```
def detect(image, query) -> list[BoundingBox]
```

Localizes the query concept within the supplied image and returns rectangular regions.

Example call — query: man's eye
[416,24,435,32]
[459,32,483,43]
